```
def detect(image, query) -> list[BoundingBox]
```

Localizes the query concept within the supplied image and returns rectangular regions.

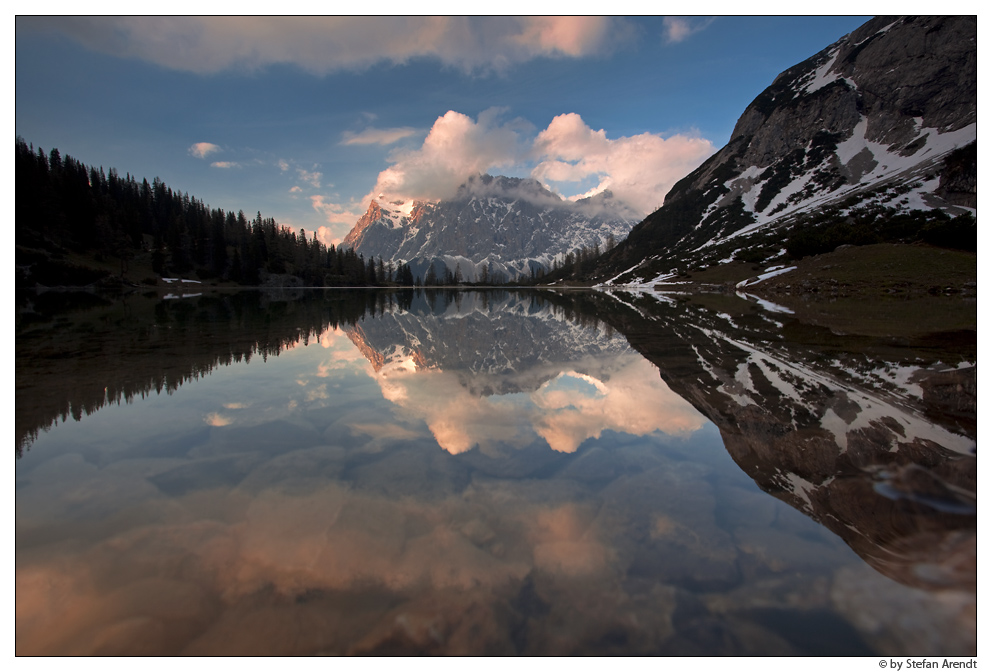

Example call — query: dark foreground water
[15,288,975,655]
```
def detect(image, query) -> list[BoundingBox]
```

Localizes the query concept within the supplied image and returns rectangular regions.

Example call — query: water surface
[15,288,975,655]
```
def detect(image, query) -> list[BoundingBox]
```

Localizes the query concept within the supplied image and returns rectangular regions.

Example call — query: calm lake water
[15,288,976,656]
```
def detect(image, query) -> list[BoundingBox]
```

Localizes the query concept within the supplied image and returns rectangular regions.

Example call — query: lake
[15,287,976,656]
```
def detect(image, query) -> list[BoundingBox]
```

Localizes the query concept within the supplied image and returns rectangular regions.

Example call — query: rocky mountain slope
[583,15,976,286]
[342,174,640,281]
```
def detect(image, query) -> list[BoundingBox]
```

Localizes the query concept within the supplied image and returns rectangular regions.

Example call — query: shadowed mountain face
[589,15,976,284]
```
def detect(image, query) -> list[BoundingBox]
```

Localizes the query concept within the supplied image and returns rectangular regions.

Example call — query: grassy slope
[658,243,976,341]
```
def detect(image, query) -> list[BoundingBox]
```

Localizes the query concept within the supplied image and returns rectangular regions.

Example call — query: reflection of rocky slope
[548,289,975,595]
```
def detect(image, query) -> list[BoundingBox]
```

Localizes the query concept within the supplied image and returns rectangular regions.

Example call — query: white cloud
[290,185,303,193]
[367,108,528,204]
[531,113,715,215]
[364,109,714,217]
[362,346,706,456]
[210,161,239,169]
[342,127,418,146]
[36,16,631,75]
[297,168,322,188]
[310,196,365,244]
[189,142,220,159]
[277,159,290,171]
[662,17,715,44]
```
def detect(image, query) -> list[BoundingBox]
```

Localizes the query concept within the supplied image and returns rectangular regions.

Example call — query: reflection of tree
[542,289,976,594]
[15,289,402,456]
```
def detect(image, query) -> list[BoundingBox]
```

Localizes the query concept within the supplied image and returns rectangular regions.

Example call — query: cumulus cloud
[531,113,715,215]
[662,17,715,44]
[367,108,528,205]
[342,127,418,146]
[31,16,630,75]
[189,142,220,159]
[289,185,302,193]
[365,109,714,217]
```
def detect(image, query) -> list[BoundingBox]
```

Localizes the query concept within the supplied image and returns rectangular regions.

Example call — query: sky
[15,14,877,247]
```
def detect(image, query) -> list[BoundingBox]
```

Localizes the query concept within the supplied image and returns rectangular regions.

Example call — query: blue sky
[16,16,872,245]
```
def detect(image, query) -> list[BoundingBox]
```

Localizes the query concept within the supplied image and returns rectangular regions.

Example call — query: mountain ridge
[342,173,641,281]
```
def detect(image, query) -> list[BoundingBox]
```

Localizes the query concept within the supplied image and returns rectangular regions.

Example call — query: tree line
[16,138,416,287]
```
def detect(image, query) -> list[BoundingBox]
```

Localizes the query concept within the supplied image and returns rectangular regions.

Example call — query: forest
[15,138,416,288]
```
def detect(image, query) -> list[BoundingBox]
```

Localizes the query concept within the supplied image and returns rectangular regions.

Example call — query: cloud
[367,108,528,204]
[277,159,290,171]
[662,17,715,44]
[342,127,418,146]
[33,16,631,75]
[531,113,715,215]
[290,186,302,193]
[308,196,364,245]
[210,161,239,169]
[365,109,714,216]
[189,142,220,159]
[297,168,322,188]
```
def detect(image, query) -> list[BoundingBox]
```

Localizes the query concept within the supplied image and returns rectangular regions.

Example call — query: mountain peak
[342,174,640,281]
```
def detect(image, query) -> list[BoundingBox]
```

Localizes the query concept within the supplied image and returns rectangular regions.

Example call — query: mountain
[583,16,976,286]
[342,174,641,281]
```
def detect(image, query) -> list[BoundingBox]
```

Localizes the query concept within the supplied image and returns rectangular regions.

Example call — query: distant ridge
[342,173,641,281]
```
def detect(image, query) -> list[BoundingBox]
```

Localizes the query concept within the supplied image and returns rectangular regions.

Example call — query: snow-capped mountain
[342,174,641,281]
[591,16,976,285]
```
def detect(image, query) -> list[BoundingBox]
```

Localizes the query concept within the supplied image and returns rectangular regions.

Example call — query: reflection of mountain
[346,290,629,396]
[15,289,394,455]
[548,289,975,594]
[344,290,705,454]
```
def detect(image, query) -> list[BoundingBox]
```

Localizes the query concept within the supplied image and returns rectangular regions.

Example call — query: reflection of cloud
[531,360,706,453]
[365,347,705,455]
[373,359,530,454]
[205,412,233,427]
[349,422,423,445]
[223,402,249,409]
[16,470,621,654]
[305,385,329,402]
